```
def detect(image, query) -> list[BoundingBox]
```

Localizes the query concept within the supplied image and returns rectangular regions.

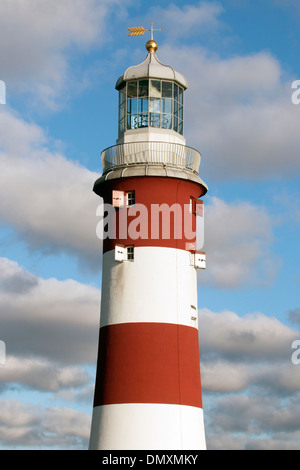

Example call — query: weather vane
[128,21,162,40]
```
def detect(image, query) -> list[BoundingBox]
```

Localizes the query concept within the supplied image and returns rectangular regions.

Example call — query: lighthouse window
[150,113,160,128]
[162,81,172,98]
[119,79,184,136]
[150,80,161,97]
[127,81,137,98]
[127,98,137,114]
[161,98,172,114]
[161,114,172,129]
[179,87,183,105]
[139,80,148,97]
[126,191,135,206]
[119,85,126,135]
[139,98,148,113]
[127,246,134,261]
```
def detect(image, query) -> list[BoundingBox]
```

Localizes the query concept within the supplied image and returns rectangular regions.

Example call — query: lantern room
[115,39,188,145]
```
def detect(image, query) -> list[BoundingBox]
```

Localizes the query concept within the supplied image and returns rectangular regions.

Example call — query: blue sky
[0,0,300,450]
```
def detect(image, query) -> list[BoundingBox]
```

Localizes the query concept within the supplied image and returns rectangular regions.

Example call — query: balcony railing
[101,141,201,174]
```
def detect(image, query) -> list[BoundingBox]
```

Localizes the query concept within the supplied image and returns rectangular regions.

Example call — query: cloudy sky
[0,0,300,450]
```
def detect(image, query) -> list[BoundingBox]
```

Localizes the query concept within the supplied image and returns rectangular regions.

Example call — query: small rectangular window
[115,245,135,262]
[127,191,135,206]
[127,246,134,261]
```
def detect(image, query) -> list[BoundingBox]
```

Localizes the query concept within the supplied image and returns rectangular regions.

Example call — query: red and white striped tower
[89,36,208,450]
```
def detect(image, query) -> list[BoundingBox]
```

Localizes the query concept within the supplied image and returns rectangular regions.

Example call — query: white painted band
[89,403,206,450]
[100,247,198,328]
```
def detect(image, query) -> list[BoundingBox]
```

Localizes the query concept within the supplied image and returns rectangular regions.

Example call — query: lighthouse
[89,30,208,450]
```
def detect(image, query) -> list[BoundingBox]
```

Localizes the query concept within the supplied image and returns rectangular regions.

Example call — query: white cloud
[199,308,297,363]
[0,356,90,392]
[0,0,124,108]
[205,393,300,450]
[0,257,100,365]
[0,399,90,449]
[158,44,300,181]
[1,261,300,449]
[199,309,300,450]
[202,196,276,288]
[0,108,101,269]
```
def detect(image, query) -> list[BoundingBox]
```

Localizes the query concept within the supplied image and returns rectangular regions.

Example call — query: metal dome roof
[115,44,188,90]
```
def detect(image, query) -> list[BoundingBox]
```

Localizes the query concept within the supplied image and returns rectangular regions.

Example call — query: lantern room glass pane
[127,81,137,98]
[119,86,126,104]
[174,84,179,102]
[162,81,172,98]
[173,115,178,132]
[127,114,137,129]
[150,80,161,97]
[178,119,183,135]
[139,98,148,113]
[162,98,172,114]
[139,80,148,97]
[150,113,160,127]
[179,87,183,105]
[149,98,161,113]
[138,113,148,128]
[179,105,183,120]
[119,117,125,133]
[127,98,137,114]
[161,114,172,129]
[173,100,178,116]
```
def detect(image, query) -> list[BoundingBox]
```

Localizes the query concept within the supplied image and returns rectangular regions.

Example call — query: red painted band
[93,322,203,409]
[96,176,205,254]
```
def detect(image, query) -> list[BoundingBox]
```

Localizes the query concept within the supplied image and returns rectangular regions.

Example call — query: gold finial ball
[146,39,158,53]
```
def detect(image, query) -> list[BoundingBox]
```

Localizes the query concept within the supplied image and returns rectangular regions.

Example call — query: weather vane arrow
[128,21,162,40]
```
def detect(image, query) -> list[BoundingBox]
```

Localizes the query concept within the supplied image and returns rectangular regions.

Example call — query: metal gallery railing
[101,141,201,174]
